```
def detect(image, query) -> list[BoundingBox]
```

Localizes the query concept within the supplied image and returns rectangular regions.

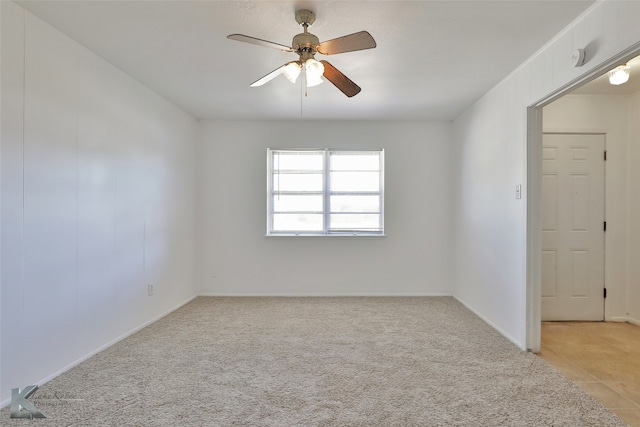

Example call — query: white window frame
[267,148,385,236]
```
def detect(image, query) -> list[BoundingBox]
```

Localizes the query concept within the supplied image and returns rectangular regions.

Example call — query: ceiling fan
[227,9,376,97]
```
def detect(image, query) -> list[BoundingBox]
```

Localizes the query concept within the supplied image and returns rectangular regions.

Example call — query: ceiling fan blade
[320,60,361,97]
[250,64,286,87]
[316,31,376,55]
[227,34,293,52]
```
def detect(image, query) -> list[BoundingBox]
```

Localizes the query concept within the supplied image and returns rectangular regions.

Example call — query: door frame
[526,42,640,352]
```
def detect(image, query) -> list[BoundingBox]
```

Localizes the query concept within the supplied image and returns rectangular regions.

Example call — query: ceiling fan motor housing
[292,32,320,54]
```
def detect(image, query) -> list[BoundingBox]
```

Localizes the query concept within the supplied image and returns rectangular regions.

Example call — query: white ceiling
[17,0,596,121]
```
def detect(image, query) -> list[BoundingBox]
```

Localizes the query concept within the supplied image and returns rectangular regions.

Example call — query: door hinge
[604,221,607,231]
[604,288,607,299]
[604,150,607,161]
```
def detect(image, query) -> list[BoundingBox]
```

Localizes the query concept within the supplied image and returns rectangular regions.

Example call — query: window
[267,149,384,236]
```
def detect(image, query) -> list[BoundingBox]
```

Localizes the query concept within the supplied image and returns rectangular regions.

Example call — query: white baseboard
[0,294,197,409]
[453,296,524,351]
[609,316,629,323]
[609,316,640,327]
[198,292,452,297]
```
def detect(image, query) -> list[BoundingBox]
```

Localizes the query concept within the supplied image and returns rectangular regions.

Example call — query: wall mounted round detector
[571,49,586,67]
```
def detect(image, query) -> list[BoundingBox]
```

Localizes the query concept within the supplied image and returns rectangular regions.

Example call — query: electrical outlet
[148,283,154,296]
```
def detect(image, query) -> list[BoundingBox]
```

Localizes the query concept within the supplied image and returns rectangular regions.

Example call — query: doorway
[526,48,640,352]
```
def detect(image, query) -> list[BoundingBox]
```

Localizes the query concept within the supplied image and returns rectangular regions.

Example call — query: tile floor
[539,321,640,427]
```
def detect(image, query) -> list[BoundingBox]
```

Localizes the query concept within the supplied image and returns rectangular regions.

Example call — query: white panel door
[542,133,605,321]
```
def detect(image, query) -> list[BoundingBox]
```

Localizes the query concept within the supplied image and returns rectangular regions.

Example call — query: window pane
[273,195,323,212]
[273,213,323,232]
[274,173,323,192]
[274,152,323,171]
[330,195,379,213]
[330,171,380,192]
[330,214,380,231]
[330,152,380,171]
[268,148,383,235]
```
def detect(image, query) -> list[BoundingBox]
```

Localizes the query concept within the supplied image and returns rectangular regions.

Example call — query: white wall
[628,91,640,325]
[0,3,199,404]
[0,0,3,404]
[543,94,636,323]
[452,0,640,349]
[199,120,452,296]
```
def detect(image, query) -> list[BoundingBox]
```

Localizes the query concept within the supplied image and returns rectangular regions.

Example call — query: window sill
[265,233,386,238]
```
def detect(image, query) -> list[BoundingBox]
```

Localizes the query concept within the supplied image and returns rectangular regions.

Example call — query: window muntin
[267,149,384,236]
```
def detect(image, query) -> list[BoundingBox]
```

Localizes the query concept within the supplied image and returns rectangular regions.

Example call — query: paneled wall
[0,3,199,403]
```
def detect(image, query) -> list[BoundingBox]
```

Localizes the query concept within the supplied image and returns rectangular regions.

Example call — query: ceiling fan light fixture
[305,58,324,87]
[283,62,301,83]
[608,64,630,85]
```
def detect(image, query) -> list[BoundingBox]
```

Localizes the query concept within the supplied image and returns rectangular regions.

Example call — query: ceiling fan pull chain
[303,70,308,97]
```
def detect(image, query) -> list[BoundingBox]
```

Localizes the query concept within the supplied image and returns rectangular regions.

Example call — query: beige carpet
[1,297,627,426]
